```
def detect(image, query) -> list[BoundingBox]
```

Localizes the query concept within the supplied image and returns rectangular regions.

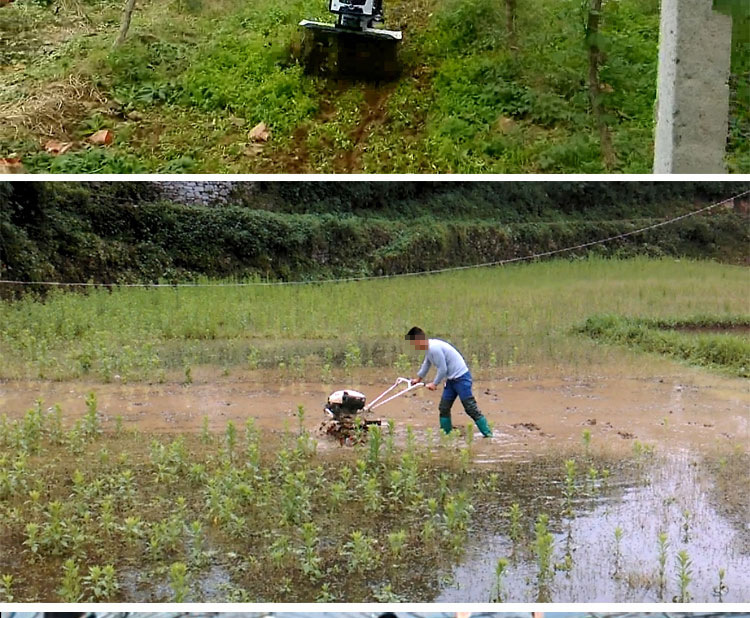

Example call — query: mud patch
[1,369,747,457]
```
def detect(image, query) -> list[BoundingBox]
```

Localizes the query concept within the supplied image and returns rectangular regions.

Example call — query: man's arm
[432,349,448,386]
[417,356,431,380]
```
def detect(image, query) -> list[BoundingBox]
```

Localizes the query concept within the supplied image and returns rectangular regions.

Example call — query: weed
[582,429,592,455]
[83,564,119,601]
[373,583,404,602]
[343,530,379,573]
[681,508,691,543]
[83,391,101,438]
[58,558,82,602]
[316,582,335,602]
[225,420,237,461]
[656,530,669,600]
[0,573,12,602]
[198,418,210,446]
[169,561,189,602]
[613,525,623,578]
[674,549,693,602]
[533,513,554,600]
[508,502,523,548]
[713,567,728,601]
[387,529,407,561]
[491,556,509,602]
[298,521,323,580]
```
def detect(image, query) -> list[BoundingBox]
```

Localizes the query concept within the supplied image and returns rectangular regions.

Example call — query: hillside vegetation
[1,0,747,172]
[1,182,748,291]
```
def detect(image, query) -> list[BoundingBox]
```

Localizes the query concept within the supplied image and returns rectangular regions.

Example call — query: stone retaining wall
[155,181,257,206]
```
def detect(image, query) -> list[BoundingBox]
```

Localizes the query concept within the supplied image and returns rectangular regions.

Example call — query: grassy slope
[1,0,745,172]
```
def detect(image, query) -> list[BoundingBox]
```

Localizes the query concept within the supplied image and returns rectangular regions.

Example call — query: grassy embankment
[2,0,747,172]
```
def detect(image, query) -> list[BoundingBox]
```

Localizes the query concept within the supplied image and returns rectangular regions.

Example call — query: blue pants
[439,371,483,422]
[441,370,474,404]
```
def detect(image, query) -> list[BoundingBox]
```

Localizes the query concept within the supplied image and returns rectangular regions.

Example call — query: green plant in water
[367,423,382,469]
[373,583,404,602]
[58,558,82,601]
[682,508,691,543]
[387,529,407,560]
[363,476,382,513]
[657,530,669,599]
[23,522,41,558]
[169,561,189,602]
[421,519,437,542]
[224,420,237,461]
[298,521,323,580]
[83,391,101,438]
[613,525,623,577]
[83,564,119,601]
[269,534,291,568]
[674,549,693,602]
[0,573,14,602]
[201,415,211,445]
[316,581,335,602]
[189,520,204,564]
[343,530,379,573]
[713,567,728,601]
[581,428,592,454]
[122,515,144,546]
[533,513,554,601]
[491,556,509,602]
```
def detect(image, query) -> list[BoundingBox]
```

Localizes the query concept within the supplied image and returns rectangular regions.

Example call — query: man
[405,326,492,437]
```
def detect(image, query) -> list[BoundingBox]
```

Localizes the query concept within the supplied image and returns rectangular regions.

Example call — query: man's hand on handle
[411,377,436,390]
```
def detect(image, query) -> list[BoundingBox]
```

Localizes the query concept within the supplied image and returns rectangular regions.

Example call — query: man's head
[405,326,429,350]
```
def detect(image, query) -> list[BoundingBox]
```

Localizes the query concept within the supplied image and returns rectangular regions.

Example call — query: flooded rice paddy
[0,367,747,602]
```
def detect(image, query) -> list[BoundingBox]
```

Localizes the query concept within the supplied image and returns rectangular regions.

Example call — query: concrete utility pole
[653,0,733,173]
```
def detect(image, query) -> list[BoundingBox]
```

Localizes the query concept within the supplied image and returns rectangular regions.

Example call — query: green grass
[1,257,748,381]
[2,0,746,172]
[578,314,750,377]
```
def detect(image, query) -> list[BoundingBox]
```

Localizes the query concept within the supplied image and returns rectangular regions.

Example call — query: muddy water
[1,369,747,456]
[437,452,750,602]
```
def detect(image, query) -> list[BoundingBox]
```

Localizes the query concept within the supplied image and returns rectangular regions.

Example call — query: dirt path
[340,84,396,171]
[2,369,747,458]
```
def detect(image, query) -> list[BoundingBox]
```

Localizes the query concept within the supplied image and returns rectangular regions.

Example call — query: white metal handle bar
[367,377,424,412]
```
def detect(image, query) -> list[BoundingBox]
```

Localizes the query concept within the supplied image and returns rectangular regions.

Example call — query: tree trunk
[585,0,616,170]
[113,0,137,49]
[505,0,517,49]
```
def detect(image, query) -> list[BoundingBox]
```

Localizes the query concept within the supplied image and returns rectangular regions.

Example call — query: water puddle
[437,451,749,602]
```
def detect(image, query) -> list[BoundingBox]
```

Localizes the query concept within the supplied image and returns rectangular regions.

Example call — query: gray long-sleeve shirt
[417,338,469,386]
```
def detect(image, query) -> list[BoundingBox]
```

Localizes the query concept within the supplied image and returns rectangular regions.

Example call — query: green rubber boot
[439,416,453,434]
[475,415,493,438]
[461,396,491,437]
[439,398,454,435]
